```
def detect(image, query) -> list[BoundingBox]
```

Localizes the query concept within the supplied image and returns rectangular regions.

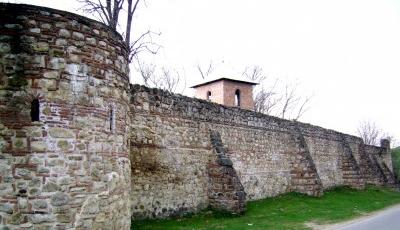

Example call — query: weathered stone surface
[43,182,60,192]
[31,141,47,151]
[0,3,396,230]
[58,29,71,38]
[29,214,56,224]
[48,128,74,138]
[72,31,84,40]
[33,200,48,209]
[50,192,69,206]
[0,203,13,214]
[0,3,130,229]
[129,84,398,220]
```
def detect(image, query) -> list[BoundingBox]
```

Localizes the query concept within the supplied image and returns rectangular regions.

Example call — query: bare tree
[242,66,312,120]
[136,61,155,87]
[196,60,215,79]
[160,67,184,93]
[242,66,279,114]
[242,65,266,82]
[357,121,382,145]
[357,121,397,146]
[136,62,186,93]
[78,0,160,62]
[279,82,312,120]
[253,86,279,114]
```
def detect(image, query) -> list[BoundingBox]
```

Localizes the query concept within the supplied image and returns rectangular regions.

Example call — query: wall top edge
[130,84,370,145]
[0,3,126,47]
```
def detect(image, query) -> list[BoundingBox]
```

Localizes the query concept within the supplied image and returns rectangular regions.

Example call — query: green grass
[392,148,400,180]
[132,186,400,230]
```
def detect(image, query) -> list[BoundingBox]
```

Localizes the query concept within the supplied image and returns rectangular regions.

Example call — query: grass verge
[132,186,400,230]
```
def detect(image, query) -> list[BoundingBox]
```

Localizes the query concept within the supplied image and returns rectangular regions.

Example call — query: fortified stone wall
[130,84,397,220]
[0,4,131,229]
[0,3,397,229]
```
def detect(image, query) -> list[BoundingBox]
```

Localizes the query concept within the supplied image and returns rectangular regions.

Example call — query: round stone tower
[0,3,131,229]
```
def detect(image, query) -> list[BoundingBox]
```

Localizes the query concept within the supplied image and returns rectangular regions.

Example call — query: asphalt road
[335,206,400,230]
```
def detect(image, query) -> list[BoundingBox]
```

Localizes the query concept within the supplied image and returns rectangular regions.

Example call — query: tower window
[31,99,40,122]
[109,108,115,132]
[235,89,241,107]
[207,91,212,101]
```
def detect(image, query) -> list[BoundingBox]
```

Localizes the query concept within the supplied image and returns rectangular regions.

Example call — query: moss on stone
[9,212,24,225]
[57,140,70,150]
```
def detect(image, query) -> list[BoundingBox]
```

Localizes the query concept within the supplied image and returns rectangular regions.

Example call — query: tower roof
[190,77,258,88]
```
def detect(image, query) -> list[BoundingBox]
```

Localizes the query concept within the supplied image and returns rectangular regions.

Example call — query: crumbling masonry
[0,3,397,229]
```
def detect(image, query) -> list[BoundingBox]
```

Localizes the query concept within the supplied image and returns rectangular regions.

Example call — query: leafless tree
[242,66,312,120]
[136,62,185,93]
[242,65,266,82]
[357,121,397,146]
[78,0,160,62]
[279,83,312,120]
[242,66,278,114]
[160,67,184,93]
[136,61,155,87]
[196,60,215,79]
[253,86,279,114]
[357,121,382,145]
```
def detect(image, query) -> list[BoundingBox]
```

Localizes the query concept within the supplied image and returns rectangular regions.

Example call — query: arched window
[31,99,40,122]
[234,89,241,107]
[207,91,212,101]
[109,108,115,132]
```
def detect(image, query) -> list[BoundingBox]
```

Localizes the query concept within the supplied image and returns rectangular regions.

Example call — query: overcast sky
[3,0,400,145]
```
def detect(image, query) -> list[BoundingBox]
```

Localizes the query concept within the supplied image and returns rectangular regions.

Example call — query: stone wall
[0,3,131,229]
[0,3,397,228]
[129,84,397,219]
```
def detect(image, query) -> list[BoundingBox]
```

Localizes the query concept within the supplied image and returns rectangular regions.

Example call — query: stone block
[29,214,56,224]
[72,32,84,41]
[32,200,48,209]
[49,128,75,138]
[48,57,66,70]
[58,29,71,38]
[57,140,72,151]
[0,203,13,214]
[55,39,68,46]
[43,71,59,79]
[50,192,69,206]
[43,182,61,192]
[13,138,27,150]
[31,141,47,152]
[0,43,11,54]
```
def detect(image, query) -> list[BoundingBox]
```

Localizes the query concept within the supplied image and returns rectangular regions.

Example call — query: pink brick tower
[191,77,258,110]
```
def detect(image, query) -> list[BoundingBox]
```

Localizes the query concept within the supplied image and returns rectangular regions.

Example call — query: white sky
[3,0,400,145]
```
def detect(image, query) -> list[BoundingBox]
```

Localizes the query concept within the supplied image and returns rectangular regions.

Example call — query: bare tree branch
[129,30,161,62]
[136,61,155,87]
[241,66,312,120]
[294,95,312,121]
[357,121,382,145]
[196,60,214,79]
[135,62,186,93]
[242,65,266,82]
[78,0,160,63]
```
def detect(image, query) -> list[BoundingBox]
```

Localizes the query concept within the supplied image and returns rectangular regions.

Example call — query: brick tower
[191,77,257,110]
